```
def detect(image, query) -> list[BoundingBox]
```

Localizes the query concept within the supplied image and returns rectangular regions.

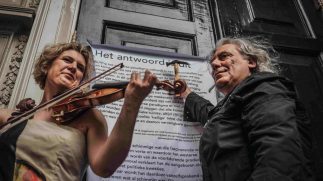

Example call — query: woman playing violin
[0,42,157,180]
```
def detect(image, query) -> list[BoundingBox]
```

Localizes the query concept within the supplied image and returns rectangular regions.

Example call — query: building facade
[1,0,323,179]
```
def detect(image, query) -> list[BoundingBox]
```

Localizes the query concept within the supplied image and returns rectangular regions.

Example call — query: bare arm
[86,70,157,177]
[0,109,14,125]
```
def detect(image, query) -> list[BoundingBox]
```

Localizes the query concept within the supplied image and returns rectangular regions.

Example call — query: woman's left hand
[124,70,157,106]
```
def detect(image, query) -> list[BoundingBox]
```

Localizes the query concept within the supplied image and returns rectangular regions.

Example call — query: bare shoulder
[0,109,14,124]
[82,108,107,125]
[70,108,107,134]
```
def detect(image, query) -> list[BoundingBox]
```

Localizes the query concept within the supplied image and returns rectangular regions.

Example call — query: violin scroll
[155,79,187,95]
[156,60,189,96]
[174,79,187,94]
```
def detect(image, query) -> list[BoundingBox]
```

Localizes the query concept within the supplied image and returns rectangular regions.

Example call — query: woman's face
[45,50,86,92]
[210,44,256,95]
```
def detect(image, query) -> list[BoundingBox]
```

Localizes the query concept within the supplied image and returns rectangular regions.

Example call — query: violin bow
[0,63,124,135]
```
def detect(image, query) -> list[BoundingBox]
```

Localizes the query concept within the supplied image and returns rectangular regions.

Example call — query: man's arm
[242,92,312,180]
[183,90,215,125]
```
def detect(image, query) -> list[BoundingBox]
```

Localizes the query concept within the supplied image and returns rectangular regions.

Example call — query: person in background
[0,42,157,180]
[180,37,314,181]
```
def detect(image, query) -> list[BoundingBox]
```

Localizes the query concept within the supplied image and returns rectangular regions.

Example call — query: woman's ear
[41,64,49,75]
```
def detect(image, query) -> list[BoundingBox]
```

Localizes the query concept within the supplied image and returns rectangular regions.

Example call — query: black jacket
[184,72,314,181]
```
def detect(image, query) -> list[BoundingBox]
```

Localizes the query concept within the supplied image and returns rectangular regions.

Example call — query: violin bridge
[52,110,64,123]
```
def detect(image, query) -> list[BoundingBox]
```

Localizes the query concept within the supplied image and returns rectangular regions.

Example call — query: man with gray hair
[180,37,314,180]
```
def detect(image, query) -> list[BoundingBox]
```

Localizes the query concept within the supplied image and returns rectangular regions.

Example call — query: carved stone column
[28,0,41,8]
[0,35,28,107]
[0,2,36,108]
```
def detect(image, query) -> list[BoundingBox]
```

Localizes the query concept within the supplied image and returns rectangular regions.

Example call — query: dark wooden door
[77,0,323,179]
[211,0,323,179]
[77,0,214,57]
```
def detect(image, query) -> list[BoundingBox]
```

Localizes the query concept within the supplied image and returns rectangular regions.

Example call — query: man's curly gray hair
[211,36,279,74]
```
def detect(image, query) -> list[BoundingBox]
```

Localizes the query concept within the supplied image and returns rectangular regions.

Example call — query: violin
[50,59,189,123]
[51,81,129,123]
[51,78,187,123]
[51,60,189,123]
[0,60,189,134]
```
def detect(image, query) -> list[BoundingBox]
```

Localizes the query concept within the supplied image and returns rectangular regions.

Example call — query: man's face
[210,44,256,95]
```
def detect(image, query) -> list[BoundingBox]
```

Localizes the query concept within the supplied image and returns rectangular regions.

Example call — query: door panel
[108,0,192,21]
[236,0,310,36]
[216,0,313,37]
[77,0,214,57]
[103,21,195,54]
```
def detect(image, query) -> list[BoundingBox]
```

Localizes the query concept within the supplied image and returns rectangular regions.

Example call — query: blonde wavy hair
[33,42,94,89]
[212,36,279,73]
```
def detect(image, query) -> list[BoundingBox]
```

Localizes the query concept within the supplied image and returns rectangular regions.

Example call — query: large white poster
[87,44,217,181]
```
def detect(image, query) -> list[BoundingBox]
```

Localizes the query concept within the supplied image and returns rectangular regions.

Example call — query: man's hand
[179,86,192,99]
